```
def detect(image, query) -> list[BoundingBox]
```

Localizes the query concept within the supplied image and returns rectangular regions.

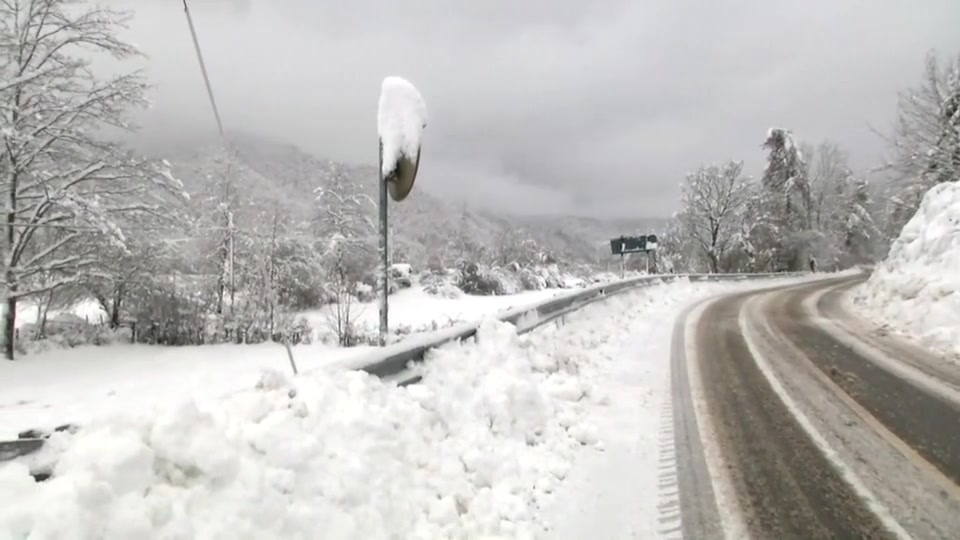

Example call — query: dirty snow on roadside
[853,181,960,360]
[0,277,805,539]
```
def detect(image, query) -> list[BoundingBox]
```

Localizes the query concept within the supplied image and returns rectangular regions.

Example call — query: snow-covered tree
[313,167,375,345]
[801,142,881,268]
[808,142,849,230]
[889,51,960,186]
[882,50,960,240]
[0,0,184,359]
[446,205,486,268]
[495,227,541,269]
[314,163,376,283]
[679,161,750,273]
[756,128,811,270]
[85,228,179,329]
[836,175,880,265]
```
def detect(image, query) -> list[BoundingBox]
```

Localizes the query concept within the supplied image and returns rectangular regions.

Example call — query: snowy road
[677,275,960,539]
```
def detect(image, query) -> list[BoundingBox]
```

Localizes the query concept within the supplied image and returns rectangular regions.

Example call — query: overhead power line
[182,0,226,140]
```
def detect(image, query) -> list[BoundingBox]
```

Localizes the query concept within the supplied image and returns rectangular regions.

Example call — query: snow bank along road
[1,277,813,539]
[674,274,960,539]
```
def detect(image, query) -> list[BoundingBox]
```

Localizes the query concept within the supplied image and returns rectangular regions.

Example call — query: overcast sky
[107,0,960,218]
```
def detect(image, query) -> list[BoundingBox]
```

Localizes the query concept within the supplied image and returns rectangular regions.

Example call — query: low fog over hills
[151,132,666,269]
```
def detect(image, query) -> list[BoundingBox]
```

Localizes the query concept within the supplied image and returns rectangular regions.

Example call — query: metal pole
[620,253,624,279]
[378,142,389,347]
[228,210,235,309]
[645,252,649,274]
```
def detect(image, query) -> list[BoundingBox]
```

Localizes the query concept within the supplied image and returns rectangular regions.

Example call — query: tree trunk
[4,295,15,360]
[709,252,720,274]
[109,283,124,329]
[110,296,121,328]
[39,289,54,338]
[4,192,15,360]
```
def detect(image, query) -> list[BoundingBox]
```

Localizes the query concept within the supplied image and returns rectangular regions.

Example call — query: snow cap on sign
[378,77,427,201]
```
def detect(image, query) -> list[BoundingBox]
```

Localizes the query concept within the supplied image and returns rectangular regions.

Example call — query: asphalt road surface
[672,274,960,539]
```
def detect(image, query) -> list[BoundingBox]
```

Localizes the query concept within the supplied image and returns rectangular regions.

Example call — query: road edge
[670,299,725,540]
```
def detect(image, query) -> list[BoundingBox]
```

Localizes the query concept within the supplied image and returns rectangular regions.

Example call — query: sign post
[378,142,389,347]
[609,234,659,276]
[377,77,427,346]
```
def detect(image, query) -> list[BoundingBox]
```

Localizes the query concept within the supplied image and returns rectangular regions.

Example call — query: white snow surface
[378,76,427,176]
[15,298,106,329]
[0,277,810,539]
[0,343,369,440]
[1,287,564,440]
[853,182,960,359]
[305,285,564,341]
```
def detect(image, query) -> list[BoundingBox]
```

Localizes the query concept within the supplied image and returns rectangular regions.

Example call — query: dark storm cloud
[107,0,960,217]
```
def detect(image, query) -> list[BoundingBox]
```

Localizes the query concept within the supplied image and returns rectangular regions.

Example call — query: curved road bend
[673,275,960,539]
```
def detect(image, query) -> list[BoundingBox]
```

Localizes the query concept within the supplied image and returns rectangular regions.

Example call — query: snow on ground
[0,275,812,539]
[14,299,107,329]
[1,287,565,440]
[0,343,370,441]
[852,182,960,360]
[304,285,564,340]
[539,275,818,539]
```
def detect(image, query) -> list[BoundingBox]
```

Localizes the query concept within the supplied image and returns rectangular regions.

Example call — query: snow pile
[853,182,960,357]
[0,289,650,539]
[377,76,427,176]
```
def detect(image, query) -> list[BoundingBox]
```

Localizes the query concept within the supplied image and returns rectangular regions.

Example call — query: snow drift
[853,181,960,358]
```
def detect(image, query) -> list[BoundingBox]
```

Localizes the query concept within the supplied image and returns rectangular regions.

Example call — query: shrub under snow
[853,181,960,358]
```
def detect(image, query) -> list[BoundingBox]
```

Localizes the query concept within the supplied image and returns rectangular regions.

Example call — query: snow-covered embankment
[0,284,664,538]
[853,182,960,359]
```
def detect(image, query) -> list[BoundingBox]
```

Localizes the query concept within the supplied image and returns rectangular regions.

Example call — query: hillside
[155,133,666,270]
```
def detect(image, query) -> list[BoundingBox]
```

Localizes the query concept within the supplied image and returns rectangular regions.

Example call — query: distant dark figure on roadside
[809,257,817,273]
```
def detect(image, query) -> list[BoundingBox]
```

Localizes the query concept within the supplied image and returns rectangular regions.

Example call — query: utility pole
[228,210,235,310]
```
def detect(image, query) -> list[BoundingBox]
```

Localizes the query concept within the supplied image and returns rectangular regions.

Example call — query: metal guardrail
[1,272,801,465]
[354,274,659,384]
[354,272,798,385]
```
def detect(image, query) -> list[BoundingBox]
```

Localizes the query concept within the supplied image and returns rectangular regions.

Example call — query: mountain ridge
[148,132,667,268]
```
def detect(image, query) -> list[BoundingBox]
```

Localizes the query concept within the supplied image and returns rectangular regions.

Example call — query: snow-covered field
[0,287,568,440]
[0,342,370,441]
[852,182,960,360]
[304,285,565,341]
[1,277,808,539]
